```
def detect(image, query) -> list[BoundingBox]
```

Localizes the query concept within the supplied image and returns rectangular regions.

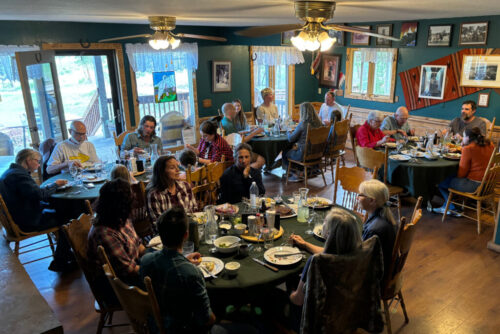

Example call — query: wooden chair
[207,161,227,204]
[245,111,255,125]
[310,101,323,112]
[62,214,127,334]
[187,165,211,208]
[410,196,424,226]
[349,118,361,166]
[285,125,330,187]
[131,181,154,239]
[85,199,94,216]
[356,146,405,220]
[382,213,421,334]
[292,104,300,123]
[0,193,58,264]
[324,118,350,180]
[113,130,131,151]
[333,158,377,219]
[443,150,500,234]
[483,117,496,141]
[102,262,166,334]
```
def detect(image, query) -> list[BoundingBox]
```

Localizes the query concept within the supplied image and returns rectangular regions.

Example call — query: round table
[248,134,291,168]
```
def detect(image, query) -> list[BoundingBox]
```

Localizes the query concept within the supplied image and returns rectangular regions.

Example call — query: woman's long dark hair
[94,179,132,229]
[232,99,247,129]
[465,126,490,147]
[146,155,177,192]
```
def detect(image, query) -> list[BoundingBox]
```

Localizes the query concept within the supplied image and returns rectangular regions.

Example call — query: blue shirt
[221,117,238,135]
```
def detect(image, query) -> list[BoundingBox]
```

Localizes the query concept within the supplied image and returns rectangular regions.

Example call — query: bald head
[395,107,409,126]
[70,121,87,143]
[222,102,236,120]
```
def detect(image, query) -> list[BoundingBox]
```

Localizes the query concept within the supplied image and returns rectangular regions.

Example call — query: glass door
[15,50,67,150]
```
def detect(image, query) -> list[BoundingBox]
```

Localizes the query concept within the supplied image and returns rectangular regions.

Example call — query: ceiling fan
[236,0,400,52]
[98,16,227,50]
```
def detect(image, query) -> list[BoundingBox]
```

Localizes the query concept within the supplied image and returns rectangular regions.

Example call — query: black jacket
[218,165,265,204]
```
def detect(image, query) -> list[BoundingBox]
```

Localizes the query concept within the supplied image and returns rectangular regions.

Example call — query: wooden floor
[13,152,500,334]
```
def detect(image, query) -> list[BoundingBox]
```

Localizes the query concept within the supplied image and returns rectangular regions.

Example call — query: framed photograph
[328,29,344,47]
[320,54,341,88]
[418,65,447,100]
[351,26,370,46]
[427,25,452,47]
[153,71,177,103]
[461,54,500,88]
[477,92,490,107]
[281,30,296,46]
[376,24,393,47]
[459,22,488,46]
[212,61,231,93]
[400,22,418,47]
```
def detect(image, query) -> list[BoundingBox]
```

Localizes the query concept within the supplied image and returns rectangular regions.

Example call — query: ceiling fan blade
[175,33,227,42]
[98,34,151,43]
[325,24,400,41]
[235,24,303,37]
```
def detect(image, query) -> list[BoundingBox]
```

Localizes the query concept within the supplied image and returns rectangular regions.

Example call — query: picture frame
[328,29,344,47]
[418,65,447,100]
[319,54,341,88]
[212,61,231,93]
[459,21,488,46]
[477,92,490,107]
[427,25,452,47]
[351,26,370,46]
[281,30,296,46]
[153,71,177,103]
[376,24,392,46]
[400,22,418,47]
[461,54,500,88]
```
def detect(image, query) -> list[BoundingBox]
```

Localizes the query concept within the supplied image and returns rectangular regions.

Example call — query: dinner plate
[306,197,333,209]
[313,224,326,241]
[57,182,73,190]
[253,133,265,138]
[264,246,302,266]
[408,136,420,142]
[384,142,397,148]
[215,203,239,215]
[240,226,284,243]
[443,153,461,160]
[147,236,163,250]
[200,257,224,278]
[389,154,411,161]
[82,176,106,183]
[276,204,297,219]
[401,150,425,158]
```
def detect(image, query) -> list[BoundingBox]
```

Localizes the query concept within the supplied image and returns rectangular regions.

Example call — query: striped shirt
[197,134,234,163]
[147,181,198,222]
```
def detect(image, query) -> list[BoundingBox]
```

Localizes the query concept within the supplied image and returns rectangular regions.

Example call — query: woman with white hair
[356,110,390,148]
[256,87,279,124]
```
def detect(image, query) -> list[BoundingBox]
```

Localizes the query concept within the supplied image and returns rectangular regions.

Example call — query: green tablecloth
[248,134,291,167]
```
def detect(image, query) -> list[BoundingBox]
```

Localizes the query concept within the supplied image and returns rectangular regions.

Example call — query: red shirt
[197,134,234,163]
[356,121,385,148]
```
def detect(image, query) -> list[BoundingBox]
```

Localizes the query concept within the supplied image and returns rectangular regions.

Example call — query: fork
[200,265,218,278]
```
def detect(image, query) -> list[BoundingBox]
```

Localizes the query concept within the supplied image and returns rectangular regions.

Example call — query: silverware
[252,258,279,272]
[274,252,303,258]
[200,264,218,278]
[280,196,296,214]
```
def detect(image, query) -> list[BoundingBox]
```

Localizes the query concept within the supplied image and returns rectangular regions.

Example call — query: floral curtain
[252,46,304,66]
[125,43,198,73]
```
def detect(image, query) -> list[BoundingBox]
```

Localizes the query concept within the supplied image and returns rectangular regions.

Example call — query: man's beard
[461,113,471,121]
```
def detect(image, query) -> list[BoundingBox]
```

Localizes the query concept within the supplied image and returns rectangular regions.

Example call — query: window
[345,48,398,103]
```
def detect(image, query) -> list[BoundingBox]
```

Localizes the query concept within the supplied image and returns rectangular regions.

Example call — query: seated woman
[185,120,234,164]
[356,110,390,148]
[283,102,323,182]
[110,164,137,184]
[147,155,198,222]
[87,178,146,285]
[434,126,495,215]
[256,87,279,124]
[232,98,249,131]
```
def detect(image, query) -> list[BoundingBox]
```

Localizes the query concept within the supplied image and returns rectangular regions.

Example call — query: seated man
[318,91,343,126]
[0,149,74,272]
[446,100,487,140]
[256,87,279,124]
[356,111,389,148]
[47,120,99,174]
[221,102,265,169]
[139,207,214,333]
[179,148,198,171]
[122,115,163,155]
[219,143,265,204]
[381,106,415,141]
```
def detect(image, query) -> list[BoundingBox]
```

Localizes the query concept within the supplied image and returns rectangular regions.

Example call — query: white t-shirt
[48,138,99,171]
[318,102,344,123]
[256,104,279,123]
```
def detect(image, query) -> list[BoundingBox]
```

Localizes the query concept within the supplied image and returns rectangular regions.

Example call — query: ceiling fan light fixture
[318,31,335,52]
[291,31,309,51]
[149,31,169,50]
[168,35,181,49]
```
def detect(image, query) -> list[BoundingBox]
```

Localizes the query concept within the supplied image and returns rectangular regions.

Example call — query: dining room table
[248,133,292,170]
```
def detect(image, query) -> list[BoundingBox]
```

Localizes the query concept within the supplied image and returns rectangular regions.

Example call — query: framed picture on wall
[400,22,418,47]
[461,55,500,88]
[328,28,344,46]
[281,30,296,45]
[351,26,370,46]
[477,92,490,107]
[427,25,452,47]
[418,65,447,100]
[320,54,341,88]
[376,24,392,46]
[459,22,488,46]
[212,61,231,93]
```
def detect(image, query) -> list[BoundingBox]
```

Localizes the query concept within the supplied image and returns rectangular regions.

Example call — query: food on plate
[84,175,97,180]
[192,214,207,224]
[384,142,397,148]
[218,243,230,248]
[306,197,331,207]
[202,261,215,272]
[408,136,420,141]
[276,204,293,216]
[219,223,232,230]
[446,143,462,153]
[215,203,238,214]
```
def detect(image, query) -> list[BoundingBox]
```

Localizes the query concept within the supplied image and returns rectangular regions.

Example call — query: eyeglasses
[71,129,87,136]
[30,158,42,164]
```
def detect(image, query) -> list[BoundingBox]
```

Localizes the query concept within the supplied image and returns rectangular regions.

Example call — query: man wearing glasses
[381,106,415,141]
[47,120,99,175]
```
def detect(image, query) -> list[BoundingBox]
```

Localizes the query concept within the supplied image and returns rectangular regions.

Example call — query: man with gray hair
[381,106,415,141]
[356,110,390,148]
[47,120,99,174]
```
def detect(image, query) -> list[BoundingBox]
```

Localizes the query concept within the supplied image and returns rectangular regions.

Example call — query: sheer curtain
[0,45,40,81]
[125,43,198,73]
[252,46,304,66]
[361,48,395,63]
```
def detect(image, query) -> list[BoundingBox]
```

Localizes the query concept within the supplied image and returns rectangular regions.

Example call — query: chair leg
[476,200,482,234]
[320,166,327,187]
[383,299,392,334]
[47,233,55,256]
[96,312,106,334]
[107,311,114,325]
[330,159,334,181]
[398,291,409,323]
[442,193,453,222]
[341,155,345,167]
[397,195,401,222]
[285,164,291,185]
[14,241,20,256]
[304,167,308,187]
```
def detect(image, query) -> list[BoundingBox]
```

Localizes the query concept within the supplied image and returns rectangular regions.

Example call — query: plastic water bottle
[250,181,258,210]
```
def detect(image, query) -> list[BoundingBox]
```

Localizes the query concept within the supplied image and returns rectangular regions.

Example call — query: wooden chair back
[292,104,300,123]
[325,118,350,155]
[245,111,255,125]
[0,193,19,239]
[207,161,226,204]
[410,196,423,226]
[473,151,500,197]
[349,122,362,166]
[483,117,496,141]
[356,146,389,183]
[187,165,211,208]
[130,181,154,239]
[113,131,131,150]
[310,102,323,112]
[302,124,331,162]
[343,104,351,120]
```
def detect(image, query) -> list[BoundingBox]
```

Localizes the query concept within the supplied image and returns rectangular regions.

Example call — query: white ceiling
[1,0,500,27]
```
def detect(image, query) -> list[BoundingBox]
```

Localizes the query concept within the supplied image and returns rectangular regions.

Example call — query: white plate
[82,176,106,183]
[147,236,163,250]
[389,154,411,162]
[401,150,425,158]
[306,197,333,208]
[215,204,239,215]
[276,204,297,219]
[313,224,326,241]
[384,142,397,148]
[443,153,461,160]
[264,246,302,266]
[200,257,224,278]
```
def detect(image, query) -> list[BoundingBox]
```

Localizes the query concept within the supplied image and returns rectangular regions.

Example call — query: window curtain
[361,48,394,63]
[252,46,304,66]
[0,45,40,81]
[125,43,198,73]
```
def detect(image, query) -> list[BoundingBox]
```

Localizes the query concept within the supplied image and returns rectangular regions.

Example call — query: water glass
[266,211,276,229]
[262,227,274,249]
[293,191,300,204]
[182,241,194,256]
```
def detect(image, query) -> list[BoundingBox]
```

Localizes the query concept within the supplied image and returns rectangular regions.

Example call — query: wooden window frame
[345,48,398,103]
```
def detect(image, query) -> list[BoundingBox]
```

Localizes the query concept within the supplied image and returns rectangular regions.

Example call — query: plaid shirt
[147,181,198,222]
[197,134,234,163]
[87,219,142,282]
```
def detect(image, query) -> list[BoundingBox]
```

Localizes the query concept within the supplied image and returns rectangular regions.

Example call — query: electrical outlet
[318,88,322,94]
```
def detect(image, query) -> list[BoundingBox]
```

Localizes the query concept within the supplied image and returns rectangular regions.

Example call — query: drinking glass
[262,227,274,250]
[182,241,195,256]
[69,163,78,180]
[293,191,300,205]
[305,205,317,235]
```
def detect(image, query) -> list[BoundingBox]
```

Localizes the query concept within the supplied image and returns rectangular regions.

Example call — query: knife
[252,258,279,272]
[274,252,303,258]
